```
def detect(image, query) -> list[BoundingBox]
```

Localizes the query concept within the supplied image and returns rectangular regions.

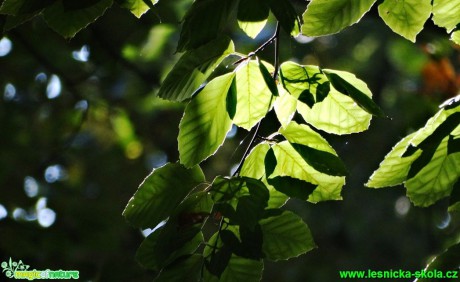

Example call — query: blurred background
[1,0,459,281]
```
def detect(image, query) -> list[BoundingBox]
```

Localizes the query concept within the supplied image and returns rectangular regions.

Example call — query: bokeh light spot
[46,75,62,99]
[0,37,12,57]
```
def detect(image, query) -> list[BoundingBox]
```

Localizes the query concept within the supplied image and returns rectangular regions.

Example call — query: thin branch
[232,121,262,177]
[273,22,281,81]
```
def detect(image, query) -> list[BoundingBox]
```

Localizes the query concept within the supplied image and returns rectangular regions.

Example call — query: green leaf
[237,0,269,38]
[296,89,372,135]
[432,0,460,33]
[179,73,235,168]
[378,0,432,42]
[43,0,112,38]
[0,0,55,15]
[260,211,316,261]
[416,242,460,282]
[323,70,385,117]
[120,0,158,18]
[233,60,275,130]
[280,122,347,176]
[158,36,235,102]
[267,176,316,201]
[219,255,263,282]
[136,225,203,271]
[123,163,205,229]
[274,86,297,128]
[452,30,460,45]
[154,254,204,282]
[270,141,345,202]
[366,132,420,188]
[405,137,460,207]
[367,104,460,207]
[240,143,289,208]
[301,0,376,37]
[279,62,330,106]
[267,0,301,36]
[177,0,236,52]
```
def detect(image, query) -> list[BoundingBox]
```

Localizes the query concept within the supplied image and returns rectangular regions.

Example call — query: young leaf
[323,70,385,117]
[158,36,234,102]
[233,60,274,130]
[179,73,235,168]
[269,141,345,202]
[267,0,301,36]
[260,211,316,261]
[302,0,376,37]
[240,143,290,208]
[154,254,204,282]
[123,163,205,229]
[366,132,420,188]
[274,87,297,128]
[279,62,330,105]
[432,0,460,33]
[43,0,113,38]
[378,0,431,42]
[452,30,460,45]
[177,0,236,52]
[237,0,269,38]
[120,0,158,18]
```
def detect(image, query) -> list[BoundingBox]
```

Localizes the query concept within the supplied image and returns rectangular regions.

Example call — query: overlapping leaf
[269,141,345,203]
[240,143,290,208]
[0,0,55,15]
[452,30,460,45]
[120,0,158,18]
[367,98,460,207]
[123,163,205,228]
[154,254,204,282]
[432,0,460,33]
[260,211,316,260]
[43,0,113,38]
[237,0,269,38]
[378,0,432,42]
[158,36,234,101]
[232,60,275,130]
[177,0,236,52]
[179,73,235,168]
[274,86,297,128]
[267,0,300,36]
[302,0,376,37]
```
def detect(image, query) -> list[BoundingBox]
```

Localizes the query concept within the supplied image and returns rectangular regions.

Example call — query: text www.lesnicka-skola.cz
[339,269,459,279]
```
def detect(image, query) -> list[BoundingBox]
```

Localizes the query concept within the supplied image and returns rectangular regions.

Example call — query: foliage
[1,0,460,281]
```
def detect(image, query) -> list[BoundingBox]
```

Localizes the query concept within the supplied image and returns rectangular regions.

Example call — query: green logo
[1,258,79,280]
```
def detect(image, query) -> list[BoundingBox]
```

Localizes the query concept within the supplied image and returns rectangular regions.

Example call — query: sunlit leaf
[43,0,113,38]
[366,132,420,188]
[301,0,376,37]
[279,62,330,107]
[274,87,297,128]
[123,163,205,228]
[378,0,432,42]
[267,0,300,36]
[452,30,460,46]
[240,143,289,208]
[158,36,234,101]
[177,0,236,52]
[323,70,385,117]
[179,73,235,168]
[260,211,316,260]
[432,0,460,33]
[233,60,274,130]
[120,0,158,18]
[270,141,345,202]
[237,0,269,38]
[154,254,204,282]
